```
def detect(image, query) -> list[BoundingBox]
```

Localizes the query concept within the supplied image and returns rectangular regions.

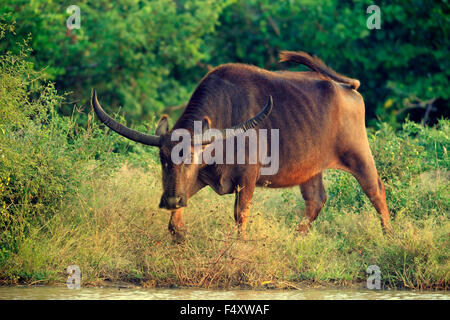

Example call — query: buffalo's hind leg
[298,172,327,234]
[340,148,392,232]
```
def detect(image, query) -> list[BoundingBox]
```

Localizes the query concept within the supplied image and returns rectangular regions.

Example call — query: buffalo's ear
[202,116,212,133]
[155,115,169,135]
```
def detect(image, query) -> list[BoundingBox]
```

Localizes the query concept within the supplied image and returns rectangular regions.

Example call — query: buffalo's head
[91,90,272,210]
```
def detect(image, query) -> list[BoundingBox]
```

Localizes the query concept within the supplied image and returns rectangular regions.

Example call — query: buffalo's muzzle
[159,195,187,210]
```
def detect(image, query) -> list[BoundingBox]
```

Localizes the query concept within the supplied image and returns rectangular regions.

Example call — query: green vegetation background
[1,0,449,125]
[0,1,449,289]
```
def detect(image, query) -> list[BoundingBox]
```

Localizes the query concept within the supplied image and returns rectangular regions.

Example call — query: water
[0,286,448,300]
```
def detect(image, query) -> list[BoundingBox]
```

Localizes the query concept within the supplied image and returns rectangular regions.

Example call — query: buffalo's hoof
[169,228,186,244]
[236,227,247,240]
[297,223,310,235]
[381,223,394,236]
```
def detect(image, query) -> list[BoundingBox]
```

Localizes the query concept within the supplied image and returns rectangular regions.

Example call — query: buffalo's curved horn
[199,95,273,144]
[91,90,161,147]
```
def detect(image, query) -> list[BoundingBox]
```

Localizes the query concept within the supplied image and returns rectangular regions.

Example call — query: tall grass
[0,24,448,289]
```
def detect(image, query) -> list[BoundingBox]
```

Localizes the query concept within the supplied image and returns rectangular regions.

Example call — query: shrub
[0,24,125,264]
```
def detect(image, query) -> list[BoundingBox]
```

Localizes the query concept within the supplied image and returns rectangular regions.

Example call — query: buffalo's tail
[279,51,360,90]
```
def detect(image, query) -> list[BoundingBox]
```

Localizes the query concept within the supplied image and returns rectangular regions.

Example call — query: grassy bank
[0,26,448,290]
[1,127,448,289]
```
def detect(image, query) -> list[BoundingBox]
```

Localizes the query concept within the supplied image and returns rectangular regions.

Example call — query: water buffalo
[91,50,391,242]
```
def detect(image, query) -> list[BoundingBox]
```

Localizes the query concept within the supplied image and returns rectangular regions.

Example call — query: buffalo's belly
[257,159,325,188]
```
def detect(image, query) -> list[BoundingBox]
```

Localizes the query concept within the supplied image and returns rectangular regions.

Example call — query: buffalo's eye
[160,154,170,168]
[162,160,172,169]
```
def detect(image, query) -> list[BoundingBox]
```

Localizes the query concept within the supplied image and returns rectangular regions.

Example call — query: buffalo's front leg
[168,208,185,243]
[298,172,327,234]
[167,179,205,243]
[234,183,256,236]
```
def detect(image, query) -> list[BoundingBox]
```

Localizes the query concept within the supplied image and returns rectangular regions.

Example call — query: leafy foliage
[0,25,126,258]
[1,1,448,125]
[0,0,232,119]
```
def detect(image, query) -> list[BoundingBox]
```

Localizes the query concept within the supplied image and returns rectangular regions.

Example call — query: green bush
[0,25,126,262]
[325,119,449,219]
